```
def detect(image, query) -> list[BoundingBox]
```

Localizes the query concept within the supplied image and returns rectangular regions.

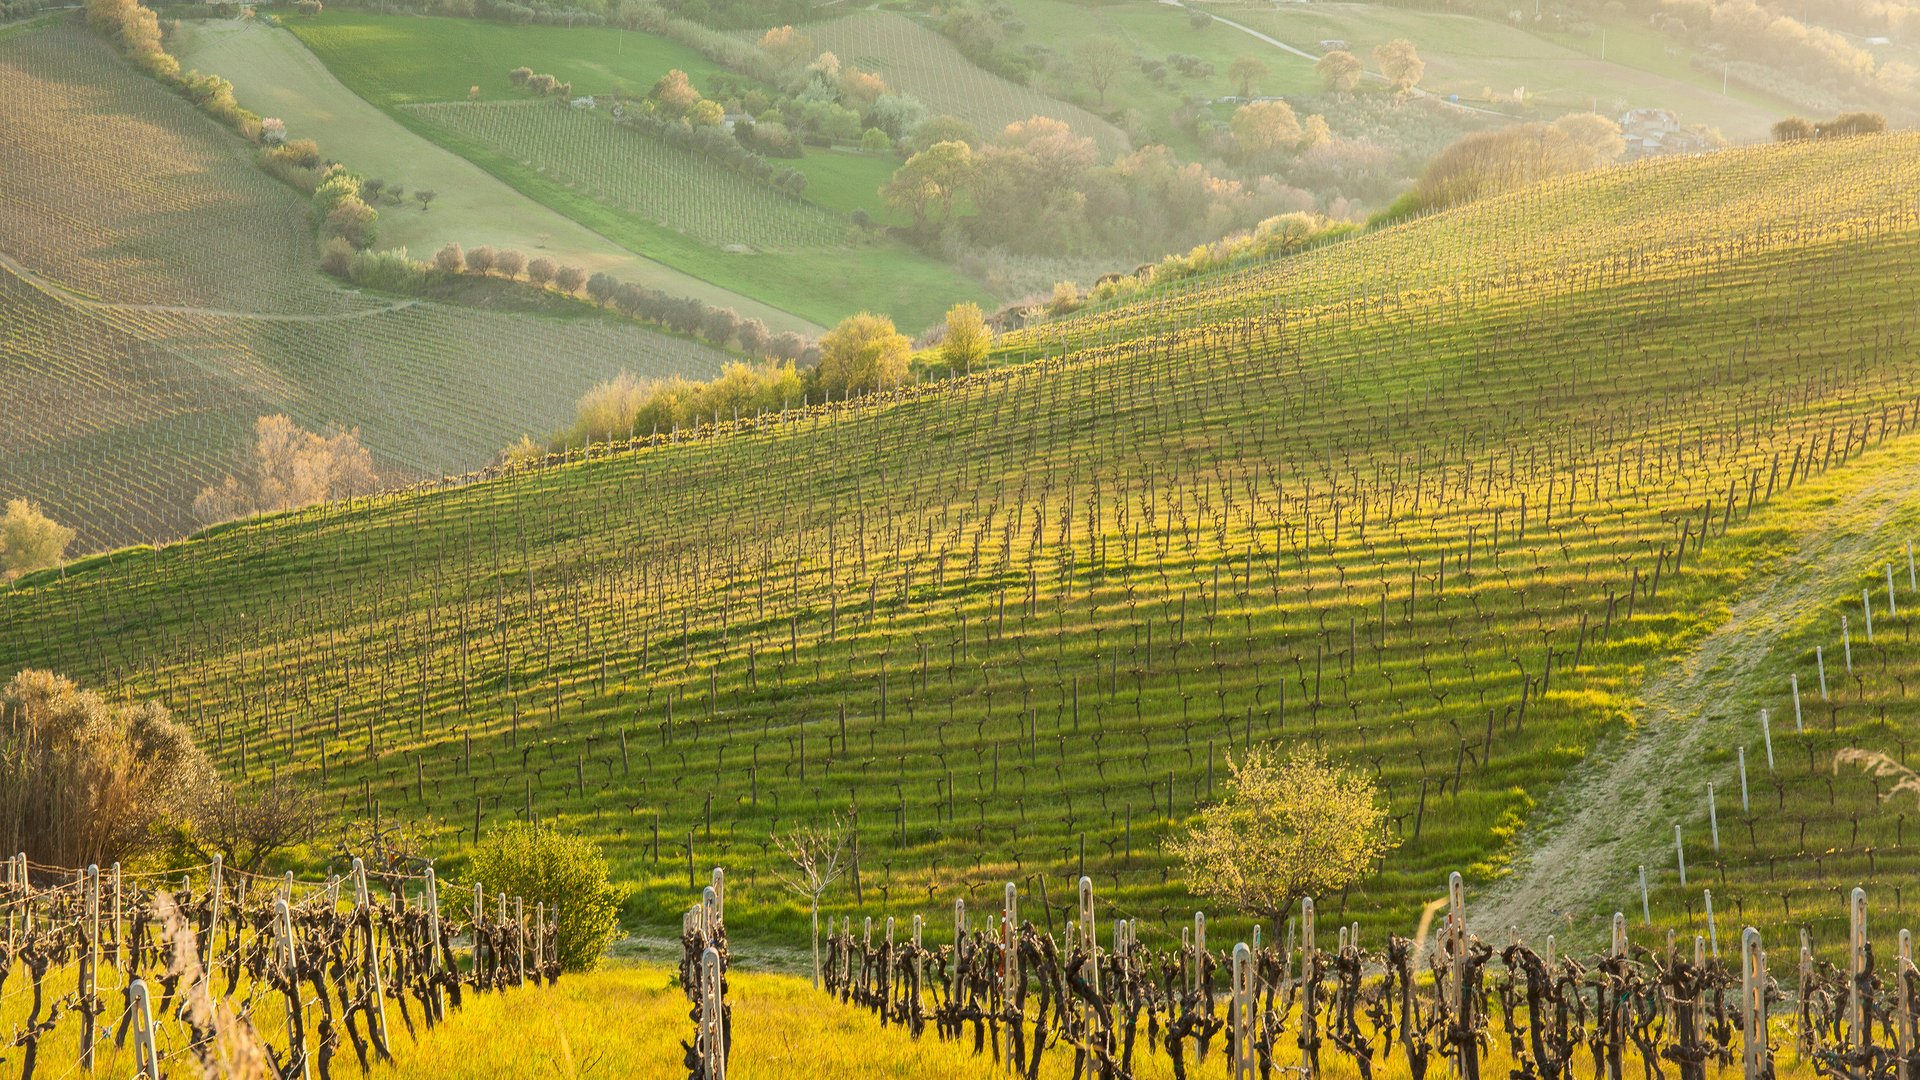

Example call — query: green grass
[283,9,727,106]
[6,131,1919,962]
[789,147,904,225]
[280,9,988,328]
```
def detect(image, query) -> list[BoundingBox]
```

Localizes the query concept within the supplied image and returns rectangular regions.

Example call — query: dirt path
[1471,450,1920,943]
[0,248,420,322]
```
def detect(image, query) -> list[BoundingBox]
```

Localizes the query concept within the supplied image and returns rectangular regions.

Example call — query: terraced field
[802,9,1130,155]
[6,127,1918,967]
[0,23,731,551]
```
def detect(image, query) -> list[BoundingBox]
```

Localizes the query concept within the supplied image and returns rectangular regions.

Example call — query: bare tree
[772,816,847,987]
[190,779,323,872]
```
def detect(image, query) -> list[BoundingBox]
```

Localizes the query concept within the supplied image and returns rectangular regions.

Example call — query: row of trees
[508,65,576,100]
[1772,111,1890,140]
[1403,112,1628,214]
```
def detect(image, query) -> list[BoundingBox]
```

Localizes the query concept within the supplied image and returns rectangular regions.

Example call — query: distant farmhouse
[1618,107,1721,158]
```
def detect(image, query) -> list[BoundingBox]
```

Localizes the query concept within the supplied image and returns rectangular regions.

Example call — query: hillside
[0,22,731,552]
[4,132,1919,961]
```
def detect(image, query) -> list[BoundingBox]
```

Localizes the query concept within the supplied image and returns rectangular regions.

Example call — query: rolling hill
[4,123,1918,965]
[0,21,732,552]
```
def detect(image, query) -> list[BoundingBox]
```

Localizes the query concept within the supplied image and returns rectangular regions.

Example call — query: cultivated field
[402,100,850,251]
[5,129,1917,972]
[801,9,1130,156]
[0,23,732,551]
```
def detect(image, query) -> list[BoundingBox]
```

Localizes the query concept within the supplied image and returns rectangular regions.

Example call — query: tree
[1316,49,1363,95]
[509,66,533,85]
[494,249,528,280]
[192,415,379,525]
[0,499,74,579]
[1551,112,1625,168]
[586,271,620,307]
[188,779,321,872]
[701,306,741,347]
[816,312,911,394]
[880,139,974,235]
[1373,39,1423,95]
[1075,35,1126,107]
[465,245,497,276]
[1230,99,1303,162]
[650,69,700,117]
[324,197,377,249]
[860,126,892,152]
[554,265,588,296]
[1170,747,1396,920]
[471,822,627,972]
[433,243,465,274]
[689,99,725,126]
[737,318,770,356]
[772,817,846,988]
[1228,55,1268,98]
[415,189,437,211]
[942,302,991,374]
[525,256,556,286]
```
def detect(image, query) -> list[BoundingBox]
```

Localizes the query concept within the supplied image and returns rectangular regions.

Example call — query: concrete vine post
[424,867,445,1019]
[1232,942,1254,1080]
[1849,887,1868,1053]
[351,857,389,1048]
[205,854,223,985]
[700,945,727,1080]
[274,897,311,1080]
[1301,896,1318,1080]
[1741,927,1767,1080]
[1897,929,1913,1080]
[81,863,98,1072]
[128,979,159,1080]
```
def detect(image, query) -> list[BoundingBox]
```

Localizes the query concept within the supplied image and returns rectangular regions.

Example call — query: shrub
[1170,747,1396,919]
[319,235,355,278]
[508,66,533,85]
[1,671,217,867]
[941,302,990,373]
[470,822,627,972]
[324,196,377,249]
[0,499,74,579]
[816,312,911,395]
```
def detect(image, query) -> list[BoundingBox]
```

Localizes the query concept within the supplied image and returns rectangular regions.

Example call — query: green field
[280,10,990,329]
[0,23,731,551]
[171,18,819,332]
[282,9,730,106]
[7,125,1919,965]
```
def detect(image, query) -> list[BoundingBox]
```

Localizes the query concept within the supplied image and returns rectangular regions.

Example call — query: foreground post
[1741,927,1767,1080]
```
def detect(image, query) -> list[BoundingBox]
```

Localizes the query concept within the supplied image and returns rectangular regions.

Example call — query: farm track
[1474,443,1920,943]
[0,248,418,322]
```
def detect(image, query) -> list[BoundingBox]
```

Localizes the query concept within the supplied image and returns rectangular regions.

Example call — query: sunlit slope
[4,134,1919,945]
[0,23,729,551]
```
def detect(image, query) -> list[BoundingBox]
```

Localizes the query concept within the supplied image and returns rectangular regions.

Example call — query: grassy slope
[5,134,1919,959]
[0,22,732,551]
[282,10,987,331]
[171,18,821,334]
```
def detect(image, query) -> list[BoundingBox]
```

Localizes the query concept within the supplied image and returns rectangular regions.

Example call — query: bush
[470,822,627,972]
[816,312,911,395]
[0,499,74,579]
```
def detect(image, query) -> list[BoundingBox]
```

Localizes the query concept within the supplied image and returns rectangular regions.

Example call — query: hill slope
[4,133,1919,951]
[0,22,731,551]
